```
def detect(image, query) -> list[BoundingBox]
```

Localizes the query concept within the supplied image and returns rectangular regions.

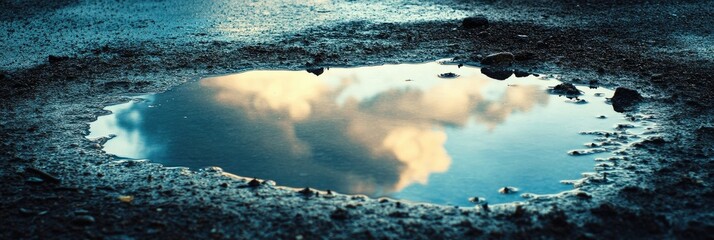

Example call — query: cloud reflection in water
[200,69,548,194]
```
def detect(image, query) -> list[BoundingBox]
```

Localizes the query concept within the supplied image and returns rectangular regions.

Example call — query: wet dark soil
[1,0,713,239]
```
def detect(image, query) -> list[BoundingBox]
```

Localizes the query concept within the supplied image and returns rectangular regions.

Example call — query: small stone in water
[468,196,487,204]
[551,83,582,95]
[498,187,519,194]
[438,72,459,78]
[299,187,314,196]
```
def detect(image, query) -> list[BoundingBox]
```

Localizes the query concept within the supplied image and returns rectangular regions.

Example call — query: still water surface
[89,61,630,205]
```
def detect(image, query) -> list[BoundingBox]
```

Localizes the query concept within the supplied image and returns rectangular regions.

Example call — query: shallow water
[89,61,645,206]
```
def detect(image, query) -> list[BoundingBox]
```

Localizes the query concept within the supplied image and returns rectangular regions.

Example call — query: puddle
[88,60,654,206]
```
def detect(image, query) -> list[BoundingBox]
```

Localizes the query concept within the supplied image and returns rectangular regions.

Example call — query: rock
[498,186,519,194]
[513,70,530,78]
[330,208,349,220]
[48,55,70,63]
[611,87,643,112]
[438,72,459,78]
[551,83,582,95]
[72,215,96,226]
[695,126,714,142]
[641,136,666,145]
[597,67,606,74]
[575,191,592,200]
[481,68,512,80]
[481,52,514,65]
[306,68,325,76]
[248,178,261,187]
[468,196,487,205]
[462,16,489,29]
[299,187,314,196]
[514,52,536,61]
[25,167,61,183]
[388,211,409,218]
[204,166,223,172]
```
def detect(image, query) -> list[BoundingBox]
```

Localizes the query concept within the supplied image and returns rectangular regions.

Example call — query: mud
[1,0,713,239]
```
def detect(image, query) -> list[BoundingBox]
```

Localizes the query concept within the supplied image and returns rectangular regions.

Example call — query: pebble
[75,209,90,215]
[26,177,44,184]
[19,208,35,215]
[72,215,96,226]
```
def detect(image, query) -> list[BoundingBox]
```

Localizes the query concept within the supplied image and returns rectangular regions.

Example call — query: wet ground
[1,0,713,239]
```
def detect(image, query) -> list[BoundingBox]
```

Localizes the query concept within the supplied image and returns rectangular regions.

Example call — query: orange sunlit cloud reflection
[201,70,548,194]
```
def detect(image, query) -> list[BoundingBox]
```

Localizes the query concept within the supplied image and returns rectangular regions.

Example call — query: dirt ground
[1,0,713,239]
